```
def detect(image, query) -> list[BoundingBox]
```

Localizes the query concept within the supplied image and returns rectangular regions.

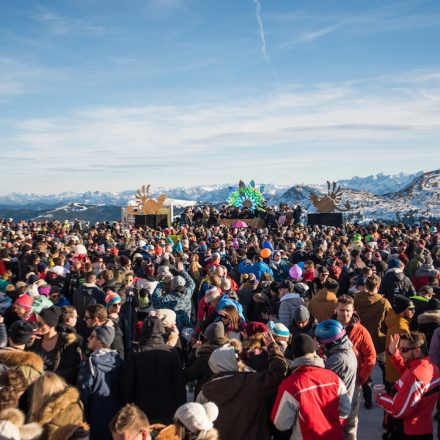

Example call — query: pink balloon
[289,264,302,280]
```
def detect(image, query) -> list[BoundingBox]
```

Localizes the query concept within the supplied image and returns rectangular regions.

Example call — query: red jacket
[347,318,376,384]
[272,356,351,440]
[377,354,440,436]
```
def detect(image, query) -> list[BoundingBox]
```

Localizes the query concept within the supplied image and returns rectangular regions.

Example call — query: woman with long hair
[218,305,243,341]
[28,372,85,439]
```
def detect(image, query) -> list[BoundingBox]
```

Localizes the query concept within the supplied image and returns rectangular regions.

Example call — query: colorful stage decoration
[228,180,266,212]
[309,181,351,213]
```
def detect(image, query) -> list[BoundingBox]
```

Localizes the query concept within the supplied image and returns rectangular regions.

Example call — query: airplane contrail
[253,0,276,76]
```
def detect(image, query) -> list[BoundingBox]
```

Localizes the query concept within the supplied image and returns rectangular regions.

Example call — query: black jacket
[379,268,416,302]
[121,317,186,424]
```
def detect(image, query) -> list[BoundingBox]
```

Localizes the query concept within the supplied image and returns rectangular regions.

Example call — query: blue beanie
[388,258,401,269]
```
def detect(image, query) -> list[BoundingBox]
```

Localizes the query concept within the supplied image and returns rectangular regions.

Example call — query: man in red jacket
[272,334,351,440]
[336,295,376,439]
[376,331,440,440]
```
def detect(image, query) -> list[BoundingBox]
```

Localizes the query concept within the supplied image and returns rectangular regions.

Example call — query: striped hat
[268,320,290,338]
[105,291,121,308]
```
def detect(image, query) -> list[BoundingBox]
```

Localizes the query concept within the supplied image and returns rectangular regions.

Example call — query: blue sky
[1,0,440,194]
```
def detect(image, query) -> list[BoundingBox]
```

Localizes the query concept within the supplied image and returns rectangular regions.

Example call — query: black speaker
[134,215,168,228]
[307,213,343,227]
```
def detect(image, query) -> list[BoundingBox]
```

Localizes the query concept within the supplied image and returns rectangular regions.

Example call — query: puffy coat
[31,386,85,440]
[121,318,186,424]
[377,354,440,436]
[198,343,287,440]
[379,268,416,302]
[354,290,392,354]
[278,293,304,327]
[0,347,44,385]
[151,270,195,330]
[272,354,351,440]
[384,310,411,383]
[346,314,376,384]
[77,348,124,440]
[324,336,358,400]
[308,288,338,323]
[237,260,274,281]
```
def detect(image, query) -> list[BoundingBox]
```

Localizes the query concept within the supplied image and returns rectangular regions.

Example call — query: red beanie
[244,321,268,336]
[15,294,34,311]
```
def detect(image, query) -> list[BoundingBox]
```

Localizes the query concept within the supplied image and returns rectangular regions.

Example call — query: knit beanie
[388,258,401,270]
[174,402,219,434]
[0,420,20,440]
[105,291,121,308]
[268,321,290,338]
[392,294,414,314]
[204,286,221,304]
[244,321,268,336]
[8,320,34,345]
[293,305,310,323]
[204,322,225,341]
[14,294,33,312]
[171,275,185,291]
[291,334,317,358]
[95,325,115,348]
[38,306,62,327]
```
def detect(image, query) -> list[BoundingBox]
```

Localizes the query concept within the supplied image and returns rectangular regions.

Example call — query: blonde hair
[29,372,66,421]
[174,419,219,440]
[109,403,149,434]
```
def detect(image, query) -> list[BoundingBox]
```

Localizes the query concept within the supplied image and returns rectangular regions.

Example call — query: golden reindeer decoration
[309,181,351,213]
[129,184,167,215]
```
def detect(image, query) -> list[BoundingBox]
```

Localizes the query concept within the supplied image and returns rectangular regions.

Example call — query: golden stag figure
[135,184,167,215]
[309,181,351,213]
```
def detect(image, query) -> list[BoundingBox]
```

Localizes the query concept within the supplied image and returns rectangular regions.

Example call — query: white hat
[0,420,20,440]
[204,286,221,303]
[174,402,219,433]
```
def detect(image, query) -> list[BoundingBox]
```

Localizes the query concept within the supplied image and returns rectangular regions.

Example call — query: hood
[291,353,325,369]
[35,386,81,425]
[415,266,438,277]
[203,372,247,405]
[327,336,353,355]
[385,268,404,279]
[315,288,337,301]
[355,290,383,306]
[280,293,301,303]
[0,408,43,440]
[0,348,44,374]
[196,338,229,357]
[88,348,121,375]
[417,310,440,326]
[208,345,238,374]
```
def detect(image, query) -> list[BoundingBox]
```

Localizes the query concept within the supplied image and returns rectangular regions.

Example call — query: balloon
[297,261,305,272]
[260,248,272,259]
[289,264,302,280]
[262,241,274,251]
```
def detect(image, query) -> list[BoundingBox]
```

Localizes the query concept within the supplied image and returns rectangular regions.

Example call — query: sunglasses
[400,346,417,353]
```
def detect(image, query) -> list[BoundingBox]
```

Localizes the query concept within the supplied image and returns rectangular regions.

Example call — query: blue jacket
[151,270,195,330]
[269,259,291,281]
[216,295,246,323]
[78,348,124,440]
[238,260,274,280]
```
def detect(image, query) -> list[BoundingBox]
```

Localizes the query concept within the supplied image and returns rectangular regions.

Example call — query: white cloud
[2,70,440,192]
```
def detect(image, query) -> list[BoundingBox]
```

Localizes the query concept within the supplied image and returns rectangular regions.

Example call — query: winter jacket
[271,354,351,440]
[184,336,229,397]
[308,288,338,323]
[384,310,411,383]
[325,336,358,400]
[289,316,316,339]
[198,342,287,440]
[278,293,304,327]
[28,331,83,385]
[345,314,376,384]
[412,265,440,291]
[429,326,440,368]
[268,259,290,281]
[237,260,274,281]
[77,348,124,440]
[354,290,392,354]
[151,270,195,330]
[379,268,416,302]
[418,310,440,349]
[32,386,85,440]
[377,354,440,436]
[246,291,274,323]
[237,283,258,316]
[0,347,44,385]
[121,319,186,424]
[409,295,431,330]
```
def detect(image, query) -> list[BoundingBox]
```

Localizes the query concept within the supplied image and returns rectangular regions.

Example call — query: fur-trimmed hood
[0,408,42,440]
[0,348,44,373]
[418,310,440,326]
[34,386,82,425]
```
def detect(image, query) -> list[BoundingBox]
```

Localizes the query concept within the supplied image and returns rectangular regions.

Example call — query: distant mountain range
[1,170,439,222]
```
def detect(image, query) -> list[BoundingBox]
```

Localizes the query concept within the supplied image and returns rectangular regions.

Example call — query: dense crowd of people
[0,211,440,440]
